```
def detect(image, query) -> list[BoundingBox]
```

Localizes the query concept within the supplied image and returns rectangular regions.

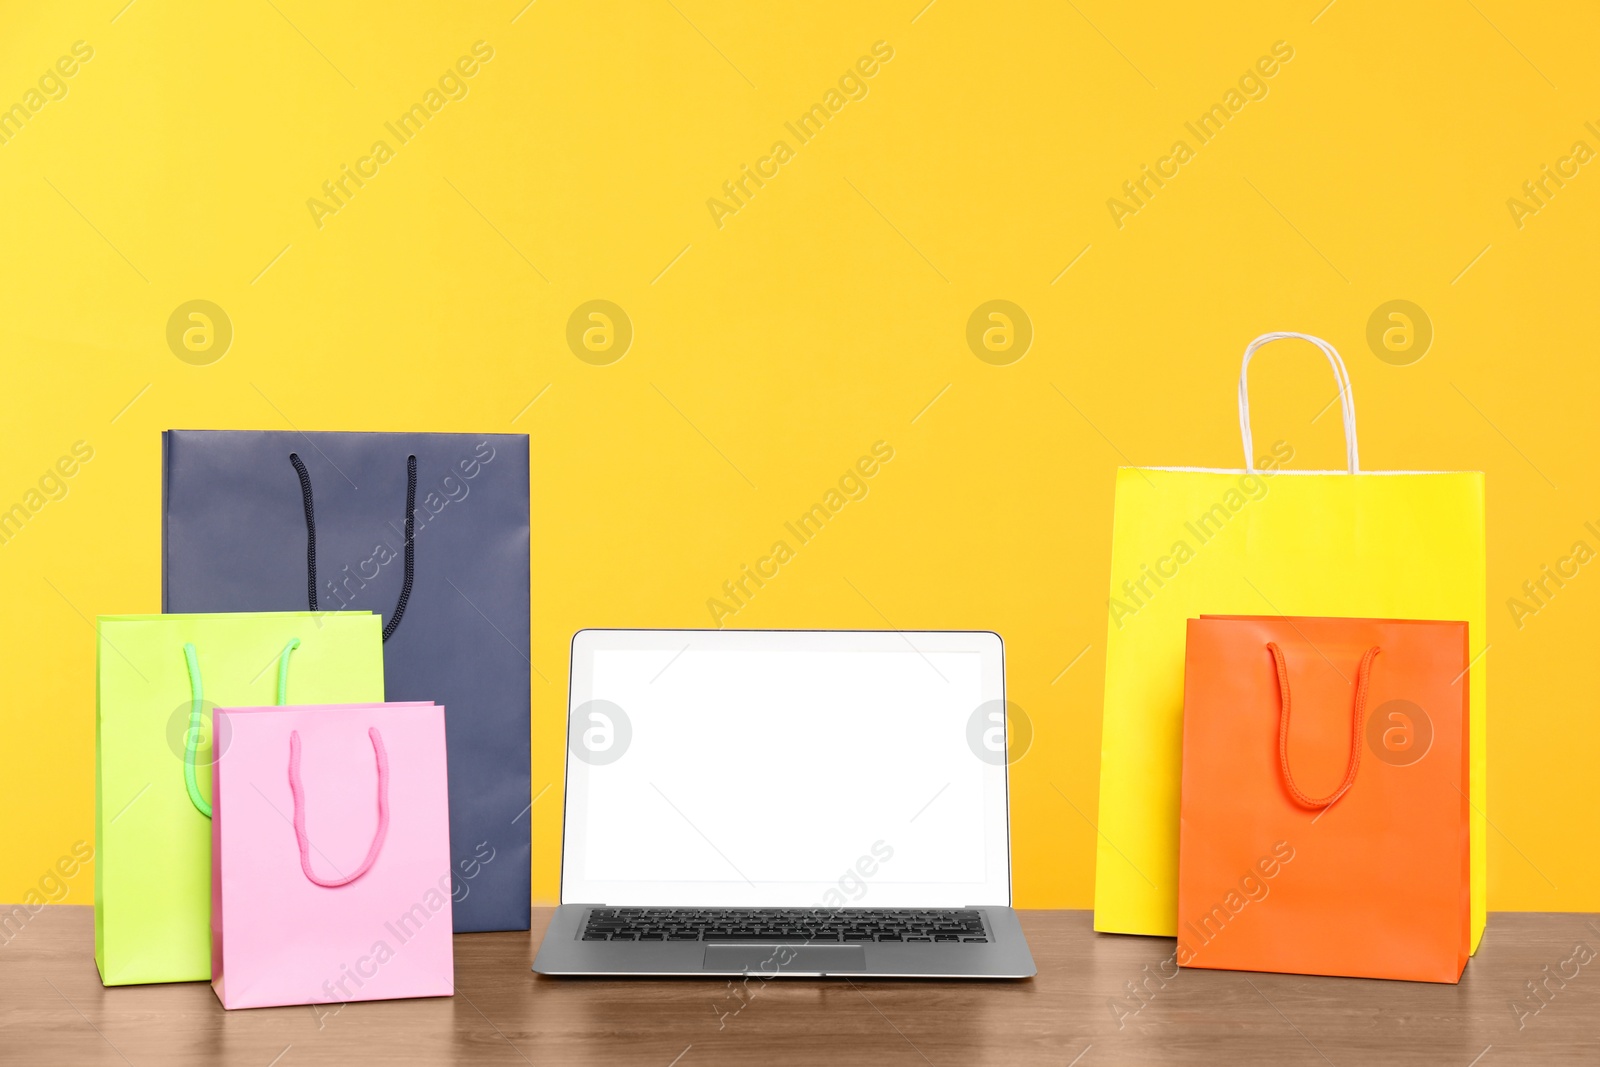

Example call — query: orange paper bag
[1177,615,1470,983]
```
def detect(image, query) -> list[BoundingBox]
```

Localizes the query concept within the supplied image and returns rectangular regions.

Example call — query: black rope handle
[384,455,418,642]
[289,452,418,643]
[289,454,319,610]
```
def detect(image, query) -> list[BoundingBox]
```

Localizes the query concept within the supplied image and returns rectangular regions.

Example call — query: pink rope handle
[1267,642,1380,810]
[288,727,390,888]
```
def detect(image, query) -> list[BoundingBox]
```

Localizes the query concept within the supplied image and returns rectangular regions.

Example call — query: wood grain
[2,906,1596,1065]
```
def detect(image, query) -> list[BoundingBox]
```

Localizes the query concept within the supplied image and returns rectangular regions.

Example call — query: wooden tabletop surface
[3,906,1596,1065]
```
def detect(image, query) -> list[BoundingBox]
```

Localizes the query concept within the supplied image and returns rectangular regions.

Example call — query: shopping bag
[212,701,454,1009]
[94,611,384,985]
[1093,332,1486,951]
[162,430,530,932]
[1177,614,1470,982]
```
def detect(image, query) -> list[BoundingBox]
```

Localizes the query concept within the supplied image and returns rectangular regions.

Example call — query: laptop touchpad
[703,945,866,974]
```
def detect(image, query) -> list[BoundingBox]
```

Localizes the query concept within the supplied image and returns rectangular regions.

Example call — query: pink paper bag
[211,702,454,1010]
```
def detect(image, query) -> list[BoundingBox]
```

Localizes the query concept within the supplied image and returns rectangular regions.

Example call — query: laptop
[533,629,1035,978]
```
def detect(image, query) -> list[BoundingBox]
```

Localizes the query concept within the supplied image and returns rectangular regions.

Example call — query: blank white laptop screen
[561,630,1011,908]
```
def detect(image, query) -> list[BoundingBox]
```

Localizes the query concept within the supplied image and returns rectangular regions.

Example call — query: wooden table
[4,906,1596,1065]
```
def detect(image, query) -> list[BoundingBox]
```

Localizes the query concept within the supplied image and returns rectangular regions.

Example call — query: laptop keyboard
[581,908,989,943]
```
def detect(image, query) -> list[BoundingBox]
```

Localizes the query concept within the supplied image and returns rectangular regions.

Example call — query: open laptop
[533,629,1035,978]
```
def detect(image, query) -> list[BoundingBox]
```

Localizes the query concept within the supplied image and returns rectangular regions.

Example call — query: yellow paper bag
[1093,332,1487,953]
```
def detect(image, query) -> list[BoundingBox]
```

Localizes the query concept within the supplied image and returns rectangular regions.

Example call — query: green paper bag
[94,612,384,985]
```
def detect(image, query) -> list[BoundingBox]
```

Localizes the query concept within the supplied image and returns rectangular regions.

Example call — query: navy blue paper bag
[163,430,531,932]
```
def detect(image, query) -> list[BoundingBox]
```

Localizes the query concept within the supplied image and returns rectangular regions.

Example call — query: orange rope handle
[1267,641,1380,810]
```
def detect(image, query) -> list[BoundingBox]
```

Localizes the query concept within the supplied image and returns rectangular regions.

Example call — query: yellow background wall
[3,1,1596,912]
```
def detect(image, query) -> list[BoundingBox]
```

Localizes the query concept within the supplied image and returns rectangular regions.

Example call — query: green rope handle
[277,638,301,704]
[182,638,302,819]
[182,643,210,818]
